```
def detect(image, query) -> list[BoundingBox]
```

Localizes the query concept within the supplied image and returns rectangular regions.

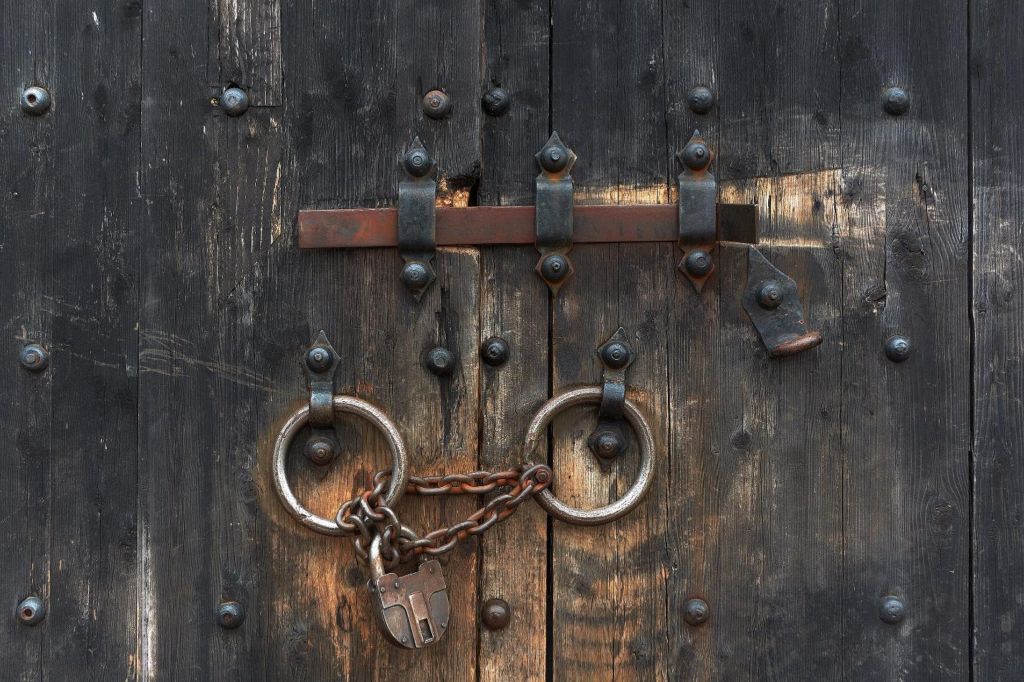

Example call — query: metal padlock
[366,535,450,648]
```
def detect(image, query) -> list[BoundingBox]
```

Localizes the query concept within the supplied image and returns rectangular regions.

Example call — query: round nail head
[683,598,710,626]
[885,335,911,363]
[21,86,51,116]
[590,430,626,459]
[481,598,511,630]
[16,596,46,626]
[19,344,49,372]
[684,250,713,278]
[480,337,510,367]
[220,87,249,116]
[757,281,785,310]
[539,146,569,173]
[305,346,333,373]
[425,347,456,376]
[681,142,711,171]
[482,87,511,117]
[422,89,452,119]
[304,434,339,466]
[404,149,432,177]
[883,87,910,116]
[400,261,431,289]
[217,601,246,629]
[687,86,715,114]
[879,596,905,624]
[601,342,630,369]
[540,254,570,282]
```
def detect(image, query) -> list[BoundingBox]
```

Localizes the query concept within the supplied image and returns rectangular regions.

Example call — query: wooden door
[1,0,1020,679]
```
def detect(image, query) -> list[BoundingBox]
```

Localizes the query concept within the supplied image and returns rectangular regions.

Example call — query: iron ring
[272,396,409,536]
[525,386,655,525]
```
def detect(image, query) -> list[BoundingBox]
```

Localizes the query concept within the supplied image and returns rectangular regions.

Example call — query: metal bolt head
[683,598,710,626]
[422,89,453,119]
[879,596,905,624]
[19,344,49,372]
[403,148,433,177]
[400,261,432,289]
[681,141,712,171]
[16,596,45,626]
[683,250,713,278]
[686,86,715,115]
[304,434,339,466]
[220,87,249,116]
[588,429,626,459]
[305,346,333,373]
[21,86,51,116]
[884,335,911,363]
[538,145,569,173]
[601,342,631,369]
[424,347,456,377]
[882,87,910,116]
[481,598,511,631]
[217,601,245,629]
[482,87,511,117]
[540,254,570,282]
[480,337,510,367]
[756,281,785,310]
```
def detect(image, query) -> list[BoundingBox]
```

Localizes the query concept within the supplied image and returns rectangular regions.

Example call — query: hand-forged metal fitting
[677,130,717,292]
[304,331,341,465]
[587,327,635,460]
[16,596,46,625]
[686,86,715,115]
[272,395,409,535]
[480,337,510,367]
[21,86,51,115]
[398,137,437,301]
[220,87,249,116]
[884,335,911,363]
[534,132,576,295]
[525,386,655,525]
[683,598,710,626]
[879,595,905,624]
[481,598,511,630]
[424,346,456,377]
[217,601,246,629]
[19,343,49,372]
[741,247,822,358]
[482,87,511,117]
[422,89,452,119]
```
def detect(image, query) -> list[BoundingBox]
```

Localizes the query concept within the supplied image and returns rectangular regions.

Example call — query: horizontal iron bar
[298,203,756,249]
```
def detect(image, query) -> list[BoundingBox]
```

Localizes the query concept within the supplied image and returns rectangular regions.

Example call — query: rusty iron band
[273,396,409,536]
[526,386,655,525]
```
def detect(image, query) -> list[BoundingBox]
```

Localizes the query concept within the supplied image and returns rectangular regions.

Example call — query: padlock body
[367,559,450,648]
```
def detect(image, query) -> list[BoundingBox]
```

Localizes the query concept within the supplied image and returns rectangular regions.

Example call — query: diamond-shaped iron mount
[741,247,823,358]
[587,327,636,460]
[398,136,437,302]
[677,130,717,292]
[304,330,341,465]
[535,132,577,295]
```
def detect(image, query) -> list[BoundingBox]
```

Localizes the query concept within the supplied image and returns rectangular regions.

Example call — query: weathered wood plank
[216,0,282,105]
[549,2,670,679]
[971,0,1024,677]
[838,0,970,678]
[478,1,551,679]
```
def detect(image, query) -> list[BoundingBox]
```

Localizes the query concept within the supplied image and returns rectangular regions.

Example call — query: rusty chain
[334,464,552,568]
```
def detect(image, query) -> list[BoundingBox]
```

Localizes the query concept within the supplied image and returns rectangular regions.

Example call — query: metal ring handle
[526,386,655,525]
[272,395,409,536]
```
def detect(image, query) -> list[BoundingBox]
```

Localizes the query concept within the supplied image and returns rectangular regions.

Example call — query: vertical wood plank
[971,0,1024,677]
[0,1,56,678]
[478,2,551,680]
[549,2,670,679]
[217,0,282,105]
[839,0,970,678]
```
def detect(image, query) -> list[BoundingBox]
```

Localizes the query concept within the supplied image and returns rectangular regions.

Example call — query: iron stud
[588,429,626,459]
[538,146,569,174]
[480,337,510,367]
[19,344,49,372]
[686,86,715,114]
[882,87,910,116]
[681,141,712,171]
[683,250,713,278]
[424,347,456,377]
[683,598,710,626]
[481,598,511,631]
[20,86,51,116]
[756,281,784,310]
[400,261,431,289]
[482,87,511,117]
[16,596,45,626]
[540,254,570,282]
[403,148,433,178]
[601,342,631,369]
[220,87,249,116]
[884,335,911,363]
[304,434,339,466]
[879,596,905,624]
[305,346,333,373]
[217,601,246,629]
[422,89,452,119]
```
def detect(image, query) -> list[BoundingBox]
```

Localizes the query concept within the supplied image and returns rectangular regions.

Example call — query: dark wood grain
[838,0,971,678]
[477,4,551,680]
[971,0,1024,677]
[216,0,282,105]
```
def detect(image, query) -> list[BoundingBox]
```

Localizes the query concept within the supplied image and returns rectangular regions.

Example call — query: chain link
[334,463,552,567]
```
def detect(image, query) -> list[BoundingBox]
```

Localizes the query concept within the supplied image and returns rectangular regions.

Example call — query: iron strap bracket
[534,132,577,295]
[677,130,717,292]
[741,247,823,357]
[587,327,636,459]
[303,330,341,465]
[398,137,437,301]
